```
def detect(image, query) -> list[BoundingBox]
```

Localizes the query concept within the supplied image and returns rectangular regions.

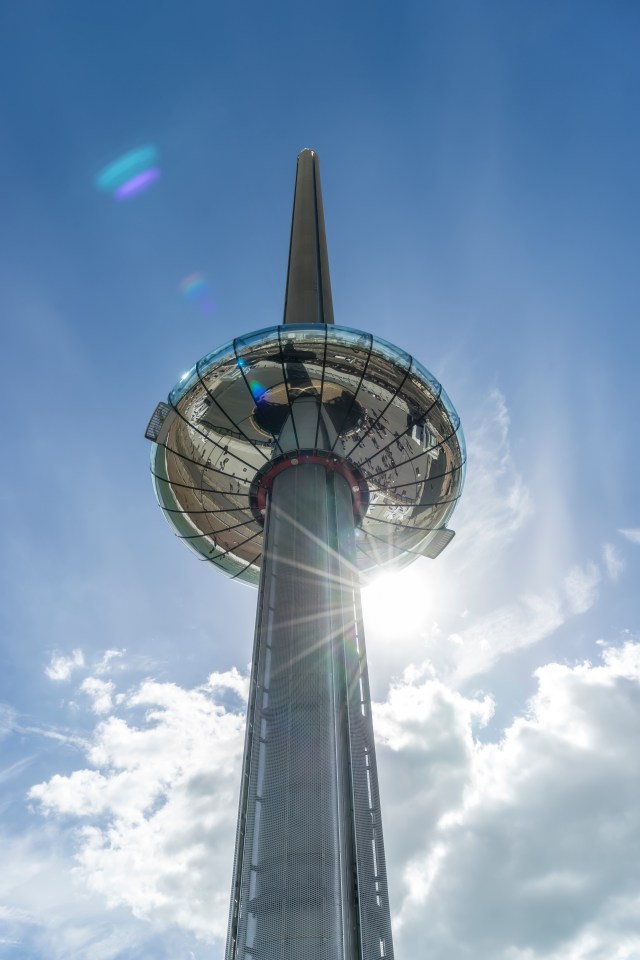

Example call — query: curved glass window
[148,324,465,585]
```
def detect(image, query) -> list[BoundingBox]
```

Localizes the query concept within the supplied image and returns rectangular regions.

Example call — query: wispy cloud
[603,542,624,580]
[94,649,125,676]
[420,557,602,685]
[562,561,600,614]
[452,390,533,567]
[0,756,34,785]
[0,704,17,739]
[619,528,640,545]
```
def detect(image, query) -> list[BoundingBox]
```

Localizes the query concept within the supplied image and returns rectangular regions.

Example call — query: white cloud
[378,641,640,959]
[619,528,640,545]
[372,669,494,903]
[0,828,188,960]
[205,666,249,701]
[45,649,85,682]
[29,670,248,945]
[80,678,115,715]
[24,641,640,958]
[26,631,640,960]
[603,543,624,581]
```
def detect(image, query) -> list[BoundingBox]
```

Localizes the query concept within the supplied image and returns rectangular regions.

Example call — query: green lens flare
[95,146,158,192]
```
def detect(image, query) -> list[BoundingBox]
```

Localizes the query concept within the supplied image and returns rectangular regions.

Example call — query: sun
[360,567,432,641]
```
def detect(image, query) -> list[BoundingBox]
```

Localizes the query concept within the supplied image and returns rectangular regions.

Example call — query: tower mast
[283,148,334,326]
[225,150,393,960]
[145,148,465,960]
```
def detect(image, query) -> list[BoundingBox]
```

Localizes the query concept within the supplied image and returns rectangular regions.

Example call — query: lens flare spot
[95,146,160,201]
[114,167,161,200]
[95,146,158,192]
[179,273,215,314]
[180,274,206,297]
[250,380,268,402]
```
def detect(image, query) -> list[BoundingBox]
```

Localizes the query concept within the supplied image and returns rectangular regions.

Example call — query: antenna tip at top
[297,147,317,160]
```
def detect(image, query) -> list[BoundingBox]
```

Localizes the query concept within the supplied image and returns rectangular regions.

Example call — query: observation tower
[145,150,465,960]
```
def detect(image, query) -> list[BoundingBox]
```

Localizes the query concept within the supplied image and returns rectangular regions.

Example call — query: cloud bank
[30,671,247,947]
[25,643,640,959]
[379,641,640,959]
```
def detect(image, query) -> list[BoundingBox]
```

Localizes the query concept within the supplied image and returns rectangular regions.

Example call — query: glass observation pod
[146,323,466,586]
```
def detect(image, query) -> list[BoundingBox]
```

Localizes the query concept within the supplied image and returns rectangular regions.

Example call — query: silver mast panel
[283,149,335,325]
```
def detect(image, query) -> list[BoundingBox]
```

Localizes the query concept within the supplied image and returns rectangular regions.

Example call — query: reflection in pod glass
[148,323,465,586]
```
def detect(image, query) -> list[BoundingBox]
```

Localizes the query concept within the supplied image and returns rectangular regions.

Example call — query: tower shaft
[226,463,394,960]
[147,148,465,960]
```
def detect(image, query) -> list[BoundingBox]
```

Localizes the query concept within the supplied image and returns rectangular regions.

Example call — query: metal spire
[283,148,334,325]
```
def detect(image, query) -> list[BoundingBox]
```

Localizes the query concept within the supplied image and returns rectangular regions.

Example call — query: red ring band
[249,450,370,525]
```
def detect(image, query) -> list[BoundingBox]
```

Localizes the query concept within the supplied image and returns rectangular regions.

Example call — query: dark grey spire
[283,148,334,324]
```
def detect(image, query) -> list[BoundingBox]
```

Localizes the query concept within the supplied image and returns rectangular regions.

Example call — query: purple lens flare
[179,273,216,314]
[114,167,161,200]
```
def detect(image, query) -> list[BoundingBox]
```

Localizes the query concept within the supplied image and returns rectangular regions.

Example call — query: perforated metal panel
[225,464,393,960]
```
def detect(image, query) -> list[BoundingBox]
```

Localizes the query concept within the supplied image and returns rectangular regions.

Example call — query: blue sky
[1,2,640,958]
